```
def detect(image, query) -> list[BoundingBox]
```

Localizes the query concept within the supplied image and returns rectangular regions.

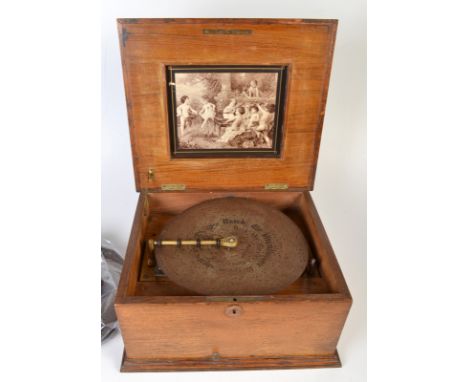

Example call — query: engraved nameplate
[203,29,252,35]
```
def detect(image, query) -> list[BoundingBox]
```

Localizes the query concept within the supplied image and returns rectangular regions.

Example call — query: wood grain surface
[121,350,342,372]
[118,18,337,191]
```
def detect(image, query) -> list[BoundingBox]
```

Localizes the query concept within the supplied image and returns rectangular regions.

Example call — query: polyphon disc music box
[115,18,352,372]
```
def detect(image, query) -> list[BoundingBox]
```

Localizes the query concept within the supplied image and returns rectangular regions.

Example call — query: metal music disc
[155,197,309,295]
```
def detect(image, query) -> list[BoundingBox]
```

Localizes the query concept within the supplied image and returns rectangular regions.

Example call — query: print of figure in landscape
[176,95,198,138]
[172,70,279,151]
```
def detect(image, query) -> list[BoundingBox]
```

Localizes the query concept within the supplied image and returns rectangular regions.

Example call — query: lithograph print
[167,66,287,157]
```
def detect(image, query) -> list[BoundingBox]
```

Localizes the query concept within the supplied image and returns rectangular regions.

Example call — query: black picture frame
[166,65,288,158]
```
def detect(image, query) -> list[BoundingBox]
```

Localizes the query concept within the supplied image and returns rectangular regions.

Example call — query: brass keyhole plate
[225,305,243,317]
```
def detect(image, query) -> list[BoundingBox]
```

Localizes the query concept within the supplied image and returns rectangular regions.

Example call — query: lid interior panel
[118,19,337,191]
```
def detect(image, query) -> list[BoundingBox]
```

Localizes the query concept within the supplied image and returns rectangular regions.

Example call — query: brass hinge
[264,183,288,190]
[161,183,186,191]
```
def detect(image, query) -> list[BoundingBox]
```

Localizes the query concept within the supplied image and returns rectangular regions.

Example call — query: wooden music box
[115,18,352,372]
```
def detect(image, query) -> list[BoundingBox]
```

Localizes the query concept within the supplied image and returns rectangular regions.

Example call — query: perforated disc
[155,197,309,295]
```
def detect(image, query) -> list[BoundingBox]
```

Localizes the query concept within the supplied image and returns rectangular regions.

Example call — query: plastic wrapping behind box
[101,239,123,342]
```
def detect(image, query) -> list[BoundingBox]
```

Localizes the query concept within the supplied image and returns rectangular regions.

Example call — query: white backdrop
[101,1,366,381]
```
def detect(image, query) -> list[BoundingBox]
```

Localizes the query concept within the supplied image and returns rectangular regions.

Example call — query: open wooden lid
[118,18,337,192]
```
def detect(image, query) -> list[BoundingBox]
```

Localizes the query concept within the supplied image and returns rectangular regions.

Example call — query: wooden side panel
[116,298,351,360]
[298,193,351,295]
[116,194,147,300]
[146,190,303,214]
[117,19,337,191]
